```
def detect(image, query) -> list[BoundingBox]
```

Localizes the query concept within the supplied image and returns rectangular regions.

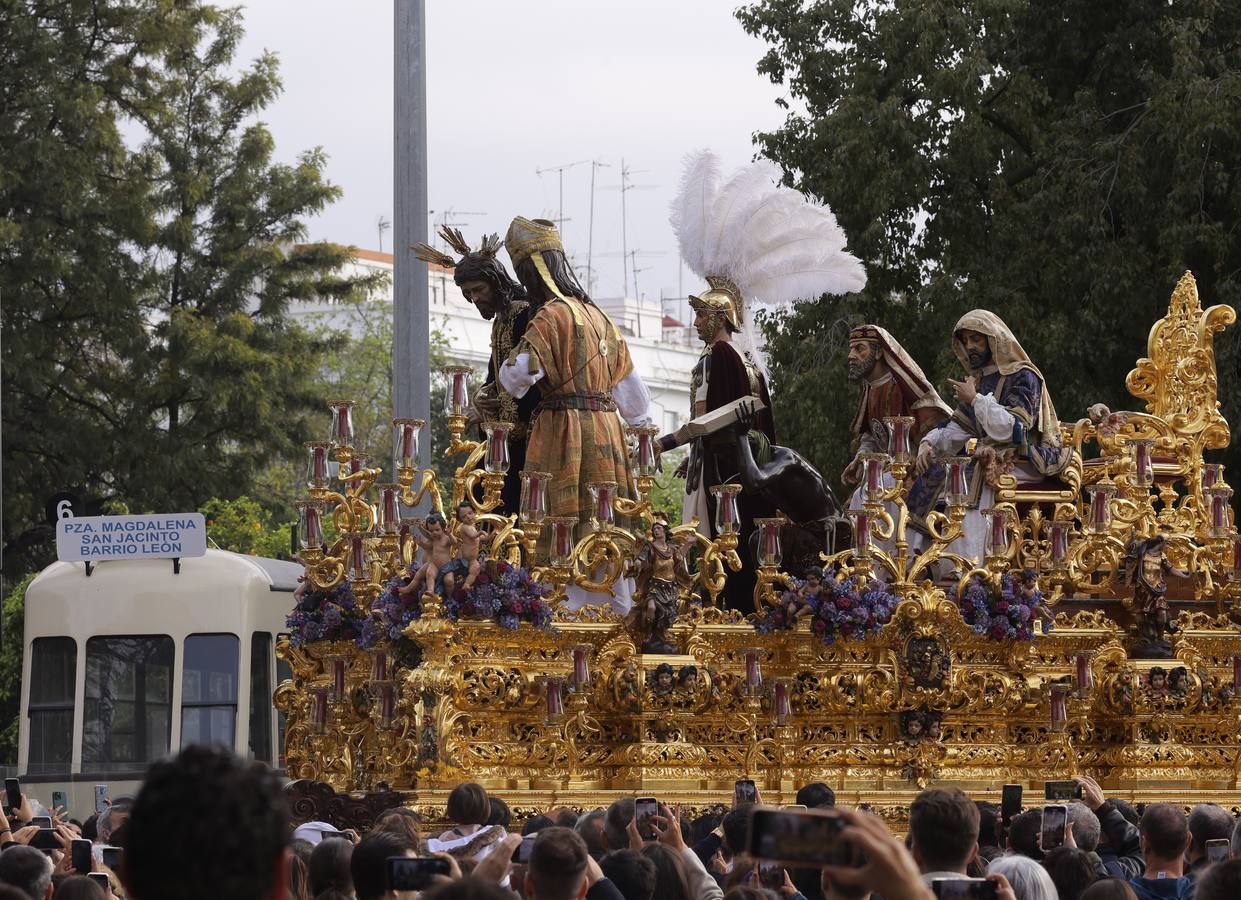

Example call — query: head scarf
[952,310,1062,445]
[849,325,952,437]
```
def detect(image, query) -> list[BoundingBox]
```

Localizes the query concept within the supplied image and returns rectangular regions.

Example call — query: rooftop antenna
[605,158,656,296]
[599,247,664,306]
[586,160,611,296]
[376,215,391,253]
[427,208,486,249]
[535,160,588,243]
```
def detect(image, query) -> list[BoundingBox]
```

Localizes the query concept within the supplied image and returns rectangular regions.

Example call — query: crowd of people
[0,746,1238,900]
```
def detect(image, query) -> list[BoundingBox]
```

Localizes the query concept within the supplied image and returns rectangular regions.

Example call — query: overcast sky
[234,0,790,323]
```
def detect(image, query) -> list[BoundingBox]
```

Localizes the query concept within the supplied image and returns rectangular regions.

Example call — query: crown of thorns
[411,226,503,268]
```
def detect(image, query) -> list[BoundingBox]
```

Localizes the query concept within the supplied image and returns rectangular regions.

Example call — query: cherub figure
[900,710,925,744]
[677,665,700,693]
[1167,666,1189,696]
[401,513,453,598]
[650,662,676,696]
[779,566,823,623]
[1017,568,1055,633]
[1123,533,1187,656]
[1147,666,1168,697]
[447,501,484,593]
[924,711,943,742]
[800,566,824,599]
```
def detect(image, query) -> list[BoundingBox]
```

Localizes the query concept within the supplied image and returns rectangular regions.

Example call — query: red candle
[1204,464,1221,489]
[721,494,735,525]
[1050,685,1067,728]
[380,487,398,533]
[637,432,656,472]
[1075,655,1091,695]
[572,647,589,686]
[452,373,466,409]
[1233,656,1241,691]
[401,424,415,462]
[1232,535,1241,574]
[854,512,871,551]
[1133,441,1152,483]
[372,650,389,682]
[307,443,329,486]
[312,690,328,729]
[989,511,1006,554]
[865,456,882,497]
[332,658,346,702]
[299,503,322,549]
[1050,522,1068,562]
[487,425,508,471]
[546,680,563,719]
[336,406,350,440]
[595,484,614,524]
[762,523,779,563]
[1211,492,1227,529]
[745,650,761,687]
[349,534,366,578]
[379,684,395,727]
[1091,490,1109,527]
[552,519,574,563]
[774,681,790,719]
[888,418,911,458]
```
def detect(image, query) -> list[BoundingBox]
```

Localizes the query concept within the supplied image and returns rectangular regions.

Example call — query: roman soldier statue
[413,228,536,515]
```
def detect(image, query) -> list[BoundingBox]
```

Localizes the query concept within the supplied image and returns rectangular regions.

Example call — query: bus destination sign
[56,514,208,562]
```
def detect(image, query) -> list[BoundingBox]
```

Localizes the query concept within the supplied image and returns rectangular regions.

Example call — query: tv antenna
[376,215,391,253]
[585,160,611,295]
[427,209,486,249]
[535,160,588,242]
[605,158,656,296]
[599,248,665,304]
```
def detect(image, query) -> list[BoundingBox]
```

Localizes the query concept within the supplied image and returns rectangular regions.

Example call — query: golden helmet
[687,275,743,332]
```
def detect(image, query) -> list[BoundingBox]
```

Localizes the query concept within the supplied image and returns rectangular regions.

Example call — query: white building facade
[291,248,702,436]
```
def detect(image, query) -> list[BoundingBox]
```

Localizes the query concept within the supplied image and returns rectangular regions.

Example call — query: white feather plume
[669,150,722,278]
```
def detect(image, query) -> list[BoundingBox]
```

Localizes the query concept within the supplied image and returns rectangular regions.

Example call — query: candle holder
[945,456,970,508]
[392,418,425,473]
[520,470,551,525]
[482,421,512,475]
[754,518,783,568]
[848,508,873,558]
[310,687,329,734]
[376,484,401,535]
[1129,438,1155,488]
[884,416,915,464]
[1086,482,1117,534]
[1074,654,1093,699]
[442,365,473,417]
[305,441,331,491]
[742,649,763,694]
[711,484,742,536]
[297,500,325,557]
[858,452,889,504]
[329,657,348,704]
[345,531,370,582]
[772,678,792,725]
[1049,683,1069,733]
[629,424,661,494]
[1048,520,1071,571]
[569,645,591,692]
[1203,463,1223,490]
[1206,483,1233,538]
[982,507,1010,561]
[542,676,566,724]
[328,400,355,451]
[348,453,369,478]
[588,481,617,531]
[547,516,579,568]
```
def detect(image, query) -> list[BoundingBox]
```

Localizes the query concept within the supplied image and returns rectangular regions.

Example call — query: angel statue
[624,514,693,654]
[1122,532,1188,658]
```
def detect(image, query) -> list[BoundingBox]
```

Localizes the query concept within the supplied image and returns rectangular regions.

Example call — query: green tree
[737,0,1241,485]
[0,574,36,762]
[1,2,381,579]
[200,495,294,558]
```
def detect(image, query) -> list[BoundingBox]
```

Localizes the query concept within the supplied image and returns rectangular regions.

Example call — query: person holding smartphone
[1072,775,1144,879]
[1129,804,1195,900]
[1185,804,1234,882]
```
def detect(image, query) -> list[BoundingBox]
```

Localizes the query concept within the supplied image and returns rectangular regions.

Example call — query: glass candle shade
[571,646,590,688]
[1206,484,1233,538]
[630,425,660,478]
[946,456,970,506]
[328,400,355,449]
[519,470,551,525]
[711,484,742,535]
[305,442,331,489]
[297,501,324,551]
[773,679,791,722]
[482,421,512,474]
[884,416,915,463]
[391,418,424,473]
[1075,654,1092,697]
[347,453,369,478]
[1050,684,1068,731]
[1203,463,1223,490]
[548,517,578,567]
[1086,484,1116,533]
[442,365,473,417]
[378,683,396,728]
[860,453,889,503]
[311,689,328,731]
[1130,439,1154,487]
[589,482,617,529]
[754,518,783,568]
[330,658,347,703]
[1233,655,1241,692]
[346,532,368,580]
[1231,533,1241,582]
[744,649,762,687]
[1049,521,1070,569]
[982,508,1008,558]
[848,508,873,555]
[545,677,564,721]
[376,484,400,534]
[371,648,391,683]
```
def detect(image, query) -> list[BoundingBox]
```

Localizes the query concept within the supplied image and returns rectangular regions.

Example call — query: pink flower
[996,600,1009,612]
[812,619,827,633]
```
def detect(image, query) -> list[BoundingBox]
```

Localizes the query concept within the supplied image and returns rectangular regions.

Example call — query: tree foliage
[1,2,380,579]
[737,0,1241,486]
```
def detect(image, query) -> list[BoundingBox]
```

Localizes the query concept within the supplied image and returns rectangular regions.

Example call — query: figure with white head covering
[915,310,1074,563]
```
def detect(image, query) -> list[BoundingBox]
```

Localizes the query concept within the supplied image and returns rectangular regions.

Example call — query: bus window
[275,634,292,770]
[27,637,76,774]
[84,636,174,772]
[248,633,272,763]
[181,634,239,750]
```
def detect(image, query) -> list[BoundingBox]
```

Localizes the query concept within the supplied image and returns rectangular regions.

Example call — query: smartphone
[1044,780,1082,801]
[784,804,808,811]
[52,791,68,813]
[932,879,999,899]
[1041,804,1068,850]
[71,839,93,873]
[101,847,122,870]
[88,873,111,892]
[1001,784,1022,825]
[386,857,452,891]
[30,816,52,829]
[94,784,109,816]
[634,796,659,841]
[746,806,849,867]
[734,779,757,805]
[4,778,20,812]
[1206,838,1230,862]
[758,863,785,889]
[511,835,536,863]
[30,828,61,851]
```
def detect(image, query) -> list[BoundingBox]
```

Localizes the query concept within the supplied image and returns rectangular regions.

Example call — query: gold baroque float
[276,272,1241,820]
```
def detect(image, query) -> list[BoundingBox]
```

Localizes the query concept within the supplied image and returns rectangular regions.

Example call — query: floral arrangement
[755,576,899,643]
[955,572,1042,641]
[443,558,553,630]
[285,581,365,647]
[359,574,423,650]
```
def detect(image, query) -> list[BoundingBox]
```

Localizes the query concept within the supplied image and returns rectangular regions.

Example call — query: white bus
[17,549,300,816]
